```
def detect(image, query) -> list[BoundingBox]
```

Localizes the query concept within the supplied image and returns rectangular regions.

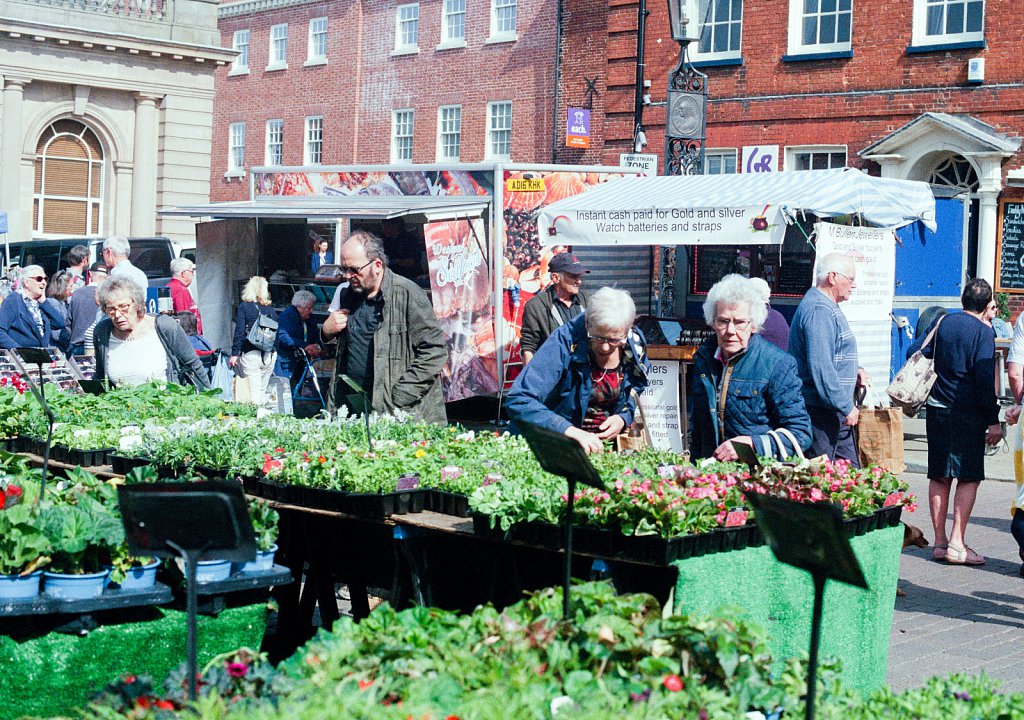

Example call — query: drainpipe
[551,0,564,162]
[633,0,648,151]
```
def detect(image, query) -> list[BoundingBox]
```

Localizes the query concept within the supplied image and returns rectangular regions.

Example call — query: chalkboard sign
[997,201,1024,292]
[692,247,738,294]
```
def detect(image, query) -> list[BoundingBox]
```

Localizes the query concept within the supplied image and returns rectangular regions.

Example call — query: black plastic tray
[0,582,173,618]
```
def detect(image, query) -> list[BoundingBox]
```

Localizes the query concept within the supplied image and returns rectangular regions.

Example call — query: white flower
[73,429,91,438]
[550,696,574,716]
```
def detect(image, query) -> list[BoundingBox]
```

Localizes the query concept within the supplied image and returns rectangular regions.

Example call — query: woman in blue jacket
[691,274,811,461]
[507,286,649,454]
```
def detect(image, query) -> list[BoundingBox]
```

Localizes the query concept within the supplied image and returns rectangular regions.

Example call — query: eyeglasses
[104,302,135,317]
[714,318,752,331]
[27,276,47,283]
[340,259,374,276]
[832,271,856,283]
[588,334,627,347]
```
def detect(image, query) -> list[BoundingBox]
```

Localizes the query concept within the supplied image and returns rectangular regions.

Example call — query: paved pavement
[887,416,1024,692]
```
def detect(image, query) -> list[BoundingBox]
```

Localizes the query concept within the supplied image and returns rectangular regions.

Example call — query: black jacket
[519,285,590,356]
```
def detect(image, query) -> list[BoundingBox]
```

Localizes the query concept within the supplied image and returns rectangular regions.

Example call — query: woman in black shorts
[923,278,1003,565]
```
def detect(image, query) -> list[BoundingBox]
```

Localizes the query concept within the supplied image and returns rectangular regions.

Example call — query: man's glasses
[588,334,627,347]
[104,302,135,317]
[340,259,374,276]
[27,276,47,283]
[714,318,751,331]
[832,271,856,283]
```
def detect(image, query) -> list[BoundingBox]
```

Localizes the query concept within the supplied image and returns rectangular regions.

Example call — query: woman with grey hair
[507,286,649,454]
[691,274,810,461]
[92,276,210,388]
[275,289,323,388]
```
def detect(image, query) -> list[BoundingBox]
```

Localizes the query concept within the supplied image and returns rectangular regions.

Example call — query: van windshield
[129,241,173,279]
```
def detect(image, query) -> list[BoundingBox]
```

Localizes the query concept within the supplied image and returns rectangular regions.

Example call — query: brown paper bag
[233,375,251,404]
[856,406,905,473]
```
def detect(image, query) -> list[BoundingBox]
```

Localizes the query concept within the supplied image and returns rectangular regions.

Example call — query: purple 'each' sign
[567,107,591,137]
[396,474,420,491]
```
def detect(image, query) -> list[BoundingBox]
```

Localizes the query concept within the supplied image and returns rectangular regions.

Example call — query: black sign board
[118,482,256,562]
[997,201,1024,292]
[744,491,867,589]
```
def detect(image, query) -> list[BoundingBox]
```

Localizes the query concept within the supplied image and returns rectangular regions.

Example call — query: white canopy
[537,168,937,247]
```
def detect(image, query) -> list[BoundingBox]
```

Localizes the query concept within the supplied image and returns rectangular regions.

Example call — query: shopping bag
[887,318,943,417]
[1011,419,1024,516]
[210,353,233,402]
[615,390,652,452]
[856,385,905,473]
[233,375,251,404]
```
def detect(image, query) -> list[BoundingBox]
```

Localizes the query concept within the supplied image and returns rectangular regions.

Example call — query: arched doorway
[32,119,105,237]
[926,152,980,277]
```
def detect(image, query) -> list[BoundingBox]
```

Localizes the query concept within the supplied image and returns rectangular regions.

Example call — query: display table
[0,603,268,719]
[673,524,901,694]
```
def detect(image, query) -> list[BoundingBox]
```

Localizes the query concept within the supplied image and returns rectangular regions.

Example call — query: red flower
[154,700,176,710]
[359,678,373,691]
[662,674,683,692]
[5,485,21,499]
[135,696,152,709]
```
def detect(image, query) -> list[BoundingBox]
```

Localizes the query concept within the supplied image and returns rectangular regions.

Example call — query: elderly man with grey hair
[167,256,202,334]
[275,289,323,389]
[507,286,649,454]
[788,252,869,464]
[0,265,67,350]
[691,274,810,461]
[102,235,149,290]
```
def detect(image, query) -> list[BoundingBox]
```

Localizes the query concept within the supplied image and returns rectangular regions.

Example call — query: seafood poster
[425,218,500,402]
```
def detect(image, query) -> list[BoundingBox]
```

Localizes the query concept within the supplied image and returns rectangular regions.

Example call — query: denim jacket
[691,333,811,460]
[506,313,649,435]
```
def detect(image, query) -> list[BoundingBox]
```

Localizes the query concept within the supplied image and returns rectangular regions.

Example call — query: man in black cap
[520,252,590,364]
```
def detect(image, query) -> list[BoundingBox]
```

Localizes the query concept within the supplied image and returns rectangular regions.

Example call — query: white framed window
[228,122,246,175]
[488,0,517,41]
[265,119,283,165]
[440,0,466,46]
[304,116,323,164]
[787,0,852,56]
[230,29,250,74]
[686,0,743,62]
[391,109,415,163]
[704,149,738,175]
[785,145,847,171]
[307,17,328,64]
[911,0,984,46]
[395,4,420,53]
[486,101,512,160]
[32,119,105,236]
[436,106,462,161]
[267,23,288,69]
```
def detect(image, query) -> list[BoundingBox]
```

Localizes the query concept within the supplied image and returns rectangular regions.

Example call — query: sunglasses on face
[27,276,47,283]
[340,259,374,276]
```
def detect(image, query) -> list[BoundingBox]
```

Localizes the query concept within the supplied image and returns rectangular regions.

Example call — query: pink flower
[226,662,248,678]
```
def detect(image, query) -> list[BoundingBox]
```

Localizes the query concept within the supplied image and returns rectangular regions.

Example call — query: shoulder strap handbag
[886,317,943,418]
[766,427,806,461]
[247,310,279,353]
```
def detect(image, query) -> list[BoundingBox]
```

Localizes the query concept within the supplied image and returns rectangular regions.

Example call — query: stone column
[130,93,161,236]
[977,188,999,286]
[0,77,30,240]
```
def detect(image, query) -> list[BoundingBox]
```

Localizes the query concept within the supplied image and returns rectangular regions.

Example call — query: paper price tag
[396,474,420,491]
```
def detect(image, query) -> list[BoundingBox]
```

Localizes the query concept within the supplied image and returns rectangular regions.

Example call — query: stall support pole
[562,475,577,620]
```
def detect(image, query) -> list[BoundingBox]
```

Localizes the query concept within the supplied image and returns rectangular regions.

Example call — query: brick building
[211,0,559,201]
[553,0,1024,308]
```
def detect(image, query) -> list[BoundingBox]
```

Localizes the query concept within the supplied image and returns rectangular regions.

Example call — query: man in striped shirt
[788,252,867,465]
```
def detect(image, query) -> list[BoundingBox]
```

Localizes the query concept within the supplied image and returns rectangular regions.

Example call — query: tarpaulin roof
[160,195,489,222]
[537,168,937,247]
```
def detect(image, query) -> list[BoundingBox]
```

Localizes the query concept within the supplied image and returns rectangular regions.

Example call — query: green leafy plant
[0,493,51,576]
[248,499,279,551]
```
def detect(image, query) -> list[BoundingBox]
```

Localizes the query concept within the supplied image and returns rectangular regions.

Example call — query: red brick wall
[558,0,1024,177]
[211,0,559,201]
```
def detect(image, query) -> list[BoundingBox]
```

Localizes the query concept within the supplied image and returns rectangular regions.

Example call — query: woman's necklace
[593,365,621,384]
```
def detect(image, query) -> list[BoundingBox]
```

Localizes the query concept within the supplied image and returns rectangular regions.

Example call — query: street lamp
[664,0,707,176]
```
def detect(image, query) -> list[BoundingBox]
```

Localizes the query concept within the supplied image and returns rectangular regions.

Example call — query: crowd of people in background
[1,235,1016,565]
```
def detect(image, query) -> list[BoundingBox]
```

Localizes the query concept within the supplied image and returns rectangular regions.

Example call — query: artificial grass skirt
[0,604,268,720]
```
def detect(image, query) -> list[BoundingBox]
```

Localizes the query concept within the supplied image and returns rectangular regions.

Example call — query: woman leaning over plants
[506,286,649,454]
[691,274,811,462]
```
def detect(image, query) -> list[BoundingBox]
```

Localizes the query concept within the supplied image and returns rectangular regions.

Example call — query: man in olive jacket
[321,231,448,423]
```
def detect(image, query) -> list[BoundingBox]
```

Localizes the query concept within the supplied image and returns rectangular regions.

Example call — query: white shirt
[110,260,150,291]
[107,330,168,386]
[1008,313,1024,365]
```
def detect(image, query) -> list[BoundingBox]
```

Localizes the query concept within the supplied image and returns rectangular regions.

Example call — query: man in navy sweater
[788,253,867,464]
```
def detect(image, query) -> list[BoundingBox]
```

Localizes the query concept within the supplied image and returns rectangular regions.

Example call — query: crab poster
[425,218,499,402]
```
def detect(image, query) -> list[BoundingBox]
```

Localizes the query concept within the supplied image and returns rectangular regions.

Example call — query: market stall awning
[537,168,937,247]
[160,195,489,222]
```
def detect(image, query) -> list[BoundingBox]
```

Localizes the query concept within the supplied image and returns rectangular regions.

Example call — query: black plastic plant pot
[877,506,903,528]
[716,524,753,552]
[342,492,395,519]
[572,525,617,556]
[64,447,114,467]
[240,476,260,496]
[444,492,471,518]
[391,490,426,516]
[257,479,281,501]
[471,512,507,540]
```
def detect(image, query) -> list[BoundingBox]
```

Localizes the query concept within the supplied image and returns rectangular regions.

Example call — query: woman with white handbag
[923,278,1003,566]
